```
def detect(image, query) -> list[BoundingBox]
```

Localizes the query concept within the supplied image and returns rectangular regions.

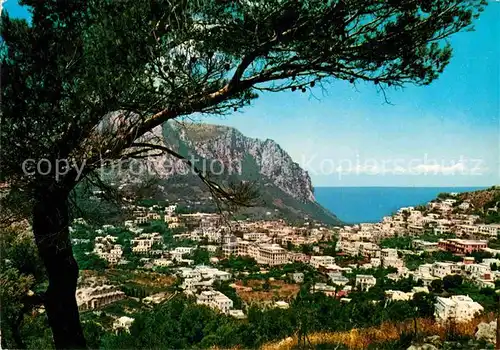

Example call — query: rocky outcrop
[168,123,315,203]
[115,121,340,225]
[407,335,441,350]
[407,344,438,350]
[475,320,496,344]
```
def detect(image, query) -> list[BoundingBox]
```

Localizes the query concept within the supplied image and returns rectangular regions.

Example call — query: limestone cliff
[122,121,340,225]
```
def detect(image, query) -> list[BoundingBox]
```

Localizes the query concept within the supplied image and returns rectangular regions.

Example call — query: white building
[153,258,173,267]
[412,240,439,252]
[170,246,196,259]
[131,233,162,254]
[76,285,125,311]
[442,199,457,206]
[197,291,233,314]
[464,263,492,280]
[134,216,148,225]
[458,224,479,236]
[195,265,231,281]
[477,224,500,237]
[165,204,177,215]
[355,275,377,291]
[228,309,246,319]
[417,263,433,277]
[222,235,238,256]
[291,272,304,283]
[113,316,134,333]
[310,255,335,269]
[385,290,413,301]
[328,272,349,286]
[434,295,483,323]
[370,258,382,268]
[255,244,288,266]
[458,201,472,211]
[178,266,231,291]
[274,301,290,309]
[380,248,398,260]
[242,232,269,241]
[93,236,123,264]
[432,262,459,279]
[483,258,500,268]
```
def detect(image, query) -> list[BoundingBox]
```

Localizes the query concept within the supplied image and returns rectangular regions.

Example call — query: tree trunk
[32,185,87,349]
[12,312,26,349]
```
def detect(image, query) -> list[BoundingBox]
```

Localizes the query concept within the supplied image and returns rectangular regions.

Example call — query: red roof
[335,290,349,298]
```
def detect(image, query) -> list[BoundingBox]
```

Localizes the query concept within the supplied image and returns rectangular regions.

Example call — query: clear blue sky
[3,1,499,187]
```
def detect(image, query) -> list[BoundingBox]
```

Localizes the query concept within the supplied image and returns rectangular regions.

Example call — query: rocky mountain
[455,186,500,212]
[124,121,341,225]
[455,186,500,224]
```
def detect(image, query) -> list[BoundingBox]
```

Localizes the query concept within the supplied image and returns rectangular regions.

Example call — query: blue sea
[314,187,486,224]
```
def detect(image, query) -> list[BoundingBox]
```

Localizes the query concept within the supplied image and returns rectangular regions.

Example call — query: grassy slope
[457,186,500,210]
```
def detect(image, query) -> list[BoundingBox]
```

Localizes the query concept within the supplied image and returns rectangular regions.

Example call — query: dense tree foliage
[190,248,211,265]
[97,289,439,349]
[404,250,462,270]
[0,228,47,349]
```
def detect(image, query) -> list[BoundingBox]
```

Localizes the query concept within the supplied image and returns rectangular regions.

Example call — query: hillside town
[67,189,500,338]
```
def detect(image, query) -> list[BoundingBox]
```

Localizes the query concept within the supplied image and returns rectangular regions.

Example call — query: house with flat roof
[438,239,487,254]
[76,285,125,312]
[196,291,233,314]
[355,275,377,291]
[309,255,335,269]
[434,295,483,323]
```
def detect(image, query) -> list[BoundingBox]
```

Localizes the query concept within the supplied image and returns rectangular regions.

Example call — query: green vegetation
[404,251,462,271]
[220,256,260,273]
[3,225,496,350]
[342,268,422,302]
[484,212,500,224]
[380,232,455,249]
[437,192,456,200]
[427,276,498,313]
[71,224,100,240]
[100,299,147,317]
[136,199,167,208]
[445,282,498,312]
[322,240,338,256]
[380,236,414,249]
[175,206,196,215]
[71,184,128,226]
[214,281,243,309]
[459,187,500,223]
[75,251,108,271]
[97,285,438,349]
[0,228,47,349]
[189,249,211,265]
[141,220,171,242]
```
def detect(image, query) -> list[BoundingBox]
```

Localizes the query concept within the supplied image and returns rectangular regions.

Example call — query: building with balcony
[434,295,483,323]
[93,236,123,264]
[131,232,163,254]
[76,285,125,312]
[309,255,335,269]
[257,244,288,266]
[355,275,377,291]
[478,224,500,237]
[196,291,233,314]
[438,239,487,254]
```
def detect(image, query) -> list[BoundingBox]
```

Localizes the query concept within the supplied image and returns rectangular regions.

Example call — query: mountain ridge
[124,121,341,225]
[168,122,316,202]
